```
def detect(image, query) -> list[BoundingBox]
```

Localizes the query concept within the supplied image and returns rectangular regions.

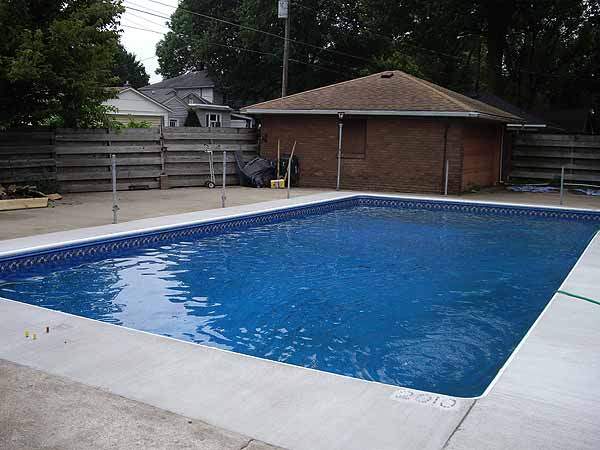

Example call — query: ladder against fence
[509,133,600,185]
[0,127,257,193]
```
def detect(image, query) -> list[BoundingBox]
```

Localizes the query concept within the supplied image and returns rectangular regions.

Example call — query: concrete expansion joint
[441,399,477,449]
[239,438,256,450]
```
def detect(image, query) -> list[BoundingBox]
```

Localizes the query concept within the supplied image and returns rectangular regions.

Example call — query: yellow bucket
[270,179,285,189]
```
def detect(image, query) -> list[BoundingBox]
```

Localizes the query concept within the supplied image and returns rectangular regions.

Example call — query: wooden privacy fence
[0,130,56,184]
[509,133,600,185]
[0,127,257,192]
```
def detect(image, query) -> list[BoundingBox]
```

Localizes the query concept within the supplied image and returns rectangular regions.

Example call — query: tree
[155,0,600,113]
[156,2,205,79]
[112,43,150,88]
[0,0,124,128]
[184,109,201,126]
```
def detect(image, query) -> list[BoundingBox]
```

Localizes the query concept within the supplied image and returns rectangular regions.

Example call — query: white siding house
[103,87,171,127]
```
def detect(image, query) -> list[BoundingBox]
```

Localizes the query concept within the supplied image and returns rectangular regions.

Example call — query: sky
[119,0,180,84]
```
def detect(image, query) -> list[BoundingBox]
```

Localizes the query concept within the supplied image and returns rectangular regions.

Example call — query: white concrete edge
[0,295,465,408]
[2,191,599,401]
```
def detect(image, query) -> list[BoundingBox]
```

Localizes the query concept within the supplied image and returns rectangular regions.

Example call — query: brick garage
[243,71,518,194]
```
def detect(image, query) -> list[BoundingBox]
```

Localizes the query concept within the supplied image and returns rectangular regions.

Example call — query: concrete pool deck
[1,191,600,449]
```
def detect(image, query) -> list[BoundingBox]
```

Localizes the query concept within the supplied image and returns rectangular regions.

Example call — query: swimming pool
[1,196,598,397]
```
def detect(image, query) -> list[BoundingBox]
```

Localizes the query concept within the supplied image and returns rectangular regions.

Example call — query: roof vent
[381,72,394,79]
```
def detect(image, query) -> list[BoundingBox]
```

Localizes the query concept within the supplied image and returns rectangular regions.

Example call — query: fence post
[111,154,119,224]
[221,150,227,208]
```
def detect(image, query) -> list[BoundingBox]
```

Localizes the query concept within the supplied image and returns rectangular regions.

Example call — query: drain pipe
[336,112,344,191]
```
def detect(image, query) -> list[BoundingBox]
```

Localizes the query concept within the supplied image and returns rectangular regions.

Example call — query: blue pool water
[1,203,597,397]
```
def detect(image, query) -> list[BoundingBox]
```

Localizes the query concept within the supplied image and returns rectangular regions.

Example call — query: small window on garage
[169,119,178,127]
[342,118,367,159]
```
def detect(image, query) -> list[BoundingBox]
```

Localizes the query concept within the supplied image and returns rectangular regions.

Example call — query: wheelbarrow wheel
[205,181,216,189]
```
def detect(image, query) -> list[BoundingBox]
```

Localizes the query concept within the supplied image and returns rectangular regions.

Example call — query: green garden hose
[556,290,600,307]
[552,229,600,306]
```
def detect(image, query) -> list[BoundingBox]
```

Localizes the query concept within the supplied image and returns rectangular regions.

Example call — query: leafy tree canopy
[0,0,124,128]
[112,43,150,88]
[156,0,599,113]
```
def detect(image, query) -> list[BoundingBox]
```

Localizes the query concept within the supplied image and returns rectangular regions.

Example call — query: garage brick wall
[259,115,502,194]
[461,122,502,190]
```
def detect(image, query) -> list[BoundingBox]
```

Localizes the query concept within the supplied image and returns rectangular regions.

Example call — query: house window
[206,113,222,128]
[169,119,179,127]
[201,88,214,103]
[341,118,367,158]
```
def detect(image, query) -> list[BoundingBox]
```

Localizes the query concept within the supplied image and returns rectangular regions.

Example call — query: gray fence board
[0,127,257,192]
[0,130,55,184]
[509,133,600,185]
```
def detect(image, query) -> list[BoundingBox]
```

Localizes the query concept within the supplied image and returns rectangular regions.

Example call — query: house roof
[141,70,215,90]
[462,90,558,128]
[106,87,172,112]
[242,71,521,122]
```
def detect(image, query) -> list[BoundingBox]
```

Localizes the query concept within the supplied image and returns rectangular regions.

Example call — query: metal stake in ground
[110,154,119,224]
[221,150,227,208]
[560,166,565,205]
[287,141,297,199]
[444,159,450,196]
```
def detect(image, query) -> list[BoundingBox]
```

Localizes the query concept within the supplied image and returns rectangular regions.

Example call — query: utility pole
[278,0,290,97]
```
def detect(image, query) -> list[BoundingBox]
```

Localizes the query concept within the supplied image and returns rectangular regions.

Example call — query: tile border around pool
[2,193,600,274]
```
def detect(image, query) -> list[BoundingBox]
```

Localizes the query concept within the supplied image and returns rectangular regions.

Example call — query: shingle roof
[462,90,551,126]
[242,71,521,121]
[141,70,215,90]
[138,88,177,104]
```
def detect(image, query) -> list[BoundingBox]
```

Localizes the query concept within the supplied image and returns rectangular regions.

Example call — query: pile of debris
[0,184,62,211]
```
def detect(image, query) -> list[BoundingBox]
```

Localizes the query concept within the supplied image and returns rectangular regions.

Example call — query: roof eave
[240,108,519,122]
[190,103,231,111]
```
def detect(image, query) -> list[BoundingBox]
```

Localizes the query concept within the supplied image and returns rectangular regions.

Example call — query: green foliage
[156,0,599,114]
[0,0,124,128]
[112,43,150,88]
[156,3,204,78]
[184,109,201,126]
[110,116,153,129]
[364,52,424,79]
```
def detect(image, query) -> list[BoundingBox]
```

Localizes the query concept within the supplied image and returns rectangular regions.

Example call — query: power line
[119,24,350,77]
[121,24,163,34]
[124,10,170,29]
[123,3,359,73]
[140,0,373,63]
[290,1,600,83]
[122,16,163,31]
